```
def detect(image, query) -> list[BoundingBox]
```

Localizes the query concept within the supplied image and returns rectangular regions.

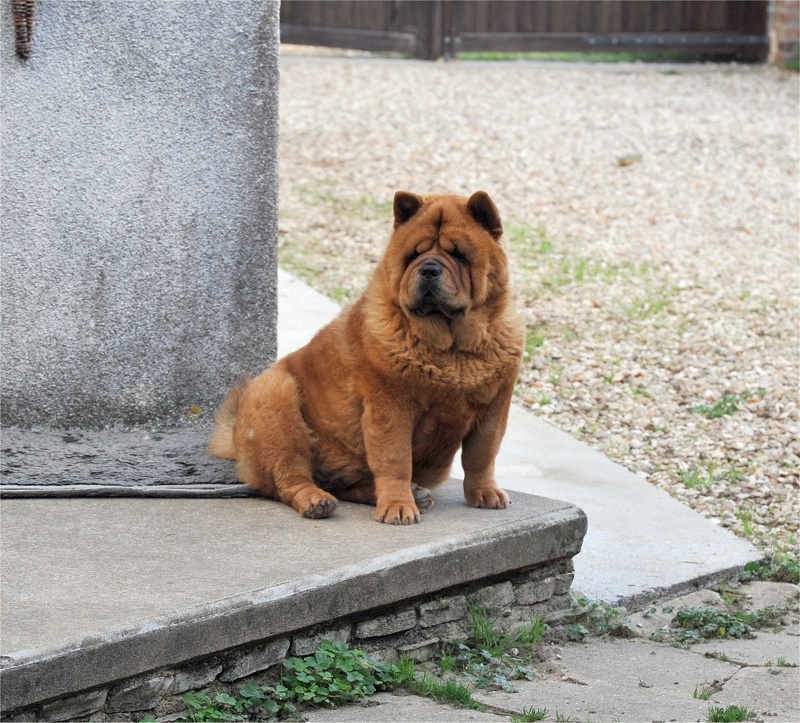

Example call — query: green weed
[429,605,546,692]
[507,223,555,256]
[627,286,673,319]
[566,598,636,641]
[438,652,455,674]
[525,325,547,355]
[177,685,277,722]
[679,465,715,489]
[511,705,550,721]
[739,551,800,584]
[678,463,747,489]
[170,640,404,721]
[274,640,398,707]
[692,394,742,419]
[736,507,756,538]
[515,616,550,647]
[670,606,781,643]
[692,389,765,420]
[693,684,714,700]
[706,704,756,722]
[554,712,581,722]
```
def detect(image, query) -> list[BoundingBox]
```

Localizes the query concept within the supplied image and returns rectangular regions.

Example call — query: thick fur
[210,191,524,524]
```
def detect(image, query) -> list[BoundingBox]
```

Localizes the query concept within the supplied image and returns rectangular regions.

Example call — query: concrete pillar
[1,0,279,430]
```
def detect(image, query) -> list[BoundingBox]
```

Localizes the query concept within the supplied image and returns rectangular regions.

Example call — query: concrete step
[0,488,586,715]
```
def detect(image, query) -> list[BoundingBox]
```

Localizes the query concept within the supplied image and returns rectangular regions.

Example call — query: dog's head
[376,191,510,350]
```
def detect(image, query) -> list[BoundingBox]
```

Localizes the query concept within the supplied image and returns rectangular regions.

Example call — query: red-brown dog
[210,191,523,524]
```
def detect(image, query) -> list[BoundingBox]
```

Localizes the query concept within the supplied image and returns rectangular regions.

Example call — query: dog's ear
[467,191,503,240]
[394,191,424,227]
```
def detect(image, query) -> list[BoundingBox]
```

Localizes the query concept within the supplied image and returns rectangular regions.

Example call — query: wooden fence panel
[280,1,769,60]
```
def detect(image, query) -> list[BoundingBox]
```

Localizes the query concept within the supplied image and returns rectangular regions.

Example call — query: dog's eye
[451,248,468,264]
[405,250,420,267]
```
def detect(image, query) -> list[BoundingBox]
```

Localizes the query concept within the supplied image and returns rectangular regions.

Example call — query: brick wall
[769,0,800,66]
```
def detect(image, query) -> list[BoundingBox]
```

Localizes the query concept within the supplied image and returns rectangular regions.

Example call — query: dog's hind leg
[233,367,338,519]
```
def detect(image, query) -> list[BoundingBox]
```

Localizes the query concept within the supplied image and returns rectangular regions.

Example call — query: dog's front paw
[293,489,339,519]
[375,500,421,525]
[465,486,510,509]
[304,496,338,519]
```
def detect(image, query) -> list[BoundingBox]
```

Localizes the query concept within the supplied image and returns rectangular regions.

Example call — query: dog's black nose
[419,260,442,281]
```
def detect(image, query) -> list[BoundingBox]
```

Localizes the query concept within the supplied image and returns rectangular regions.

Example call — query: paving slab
[473,638,742,722]
[278,270,762,606]
[711,666,800,722]
[692,630,800,668]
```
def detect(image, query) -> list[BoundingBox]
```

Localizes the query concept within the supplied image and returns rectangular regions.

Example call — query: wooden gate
[280,0,769,61]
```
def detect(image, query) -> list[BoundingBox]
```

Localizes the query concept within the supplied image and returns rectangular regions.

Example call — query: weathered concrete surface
[0,0,279,428]
[693,630,800,668]
[0,488,586,711]
[471,637,800,723]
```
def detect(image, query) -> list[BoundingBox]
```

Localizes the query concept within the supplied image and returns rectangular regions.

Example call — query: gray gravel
[277,51,799,559]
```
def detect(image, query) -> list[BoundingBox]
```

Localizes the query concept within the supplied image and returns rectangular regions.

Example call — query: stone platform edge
[0,501,587,717]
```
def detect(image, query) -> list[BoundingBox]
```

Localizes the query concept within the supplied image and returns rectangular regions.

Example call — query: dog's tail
[208,374,252,460]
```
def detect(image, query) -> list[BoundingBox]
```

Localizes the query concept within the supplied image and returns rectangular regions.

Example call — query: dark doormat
[0,425,253,497]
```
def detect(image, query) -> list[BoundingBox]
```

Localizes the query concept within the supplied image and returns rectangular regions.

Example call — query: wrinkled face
[382,192,508,325]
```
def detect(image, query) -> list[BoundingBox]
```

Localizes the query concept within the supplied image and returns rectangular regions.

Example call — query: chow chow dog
[210,191,523,525]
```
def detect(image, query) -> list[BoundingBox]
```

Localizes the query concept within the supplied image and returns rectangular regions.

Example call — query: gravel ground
[277,51,799,559]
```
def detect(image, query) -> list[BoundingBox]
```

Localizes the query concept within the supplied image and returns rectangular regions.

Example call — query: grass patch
[511,705,550,721]
[707,704,757,722]
[676,463,747,489]
[525,325,547,355]
[679,465,714,489]
[296,185,393,220]
[692,394,743,420]
[693,684,714,700]
[408,670,484,710]
[626,285,674,319]
[691,389,765,420]
[506,222,555,256]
